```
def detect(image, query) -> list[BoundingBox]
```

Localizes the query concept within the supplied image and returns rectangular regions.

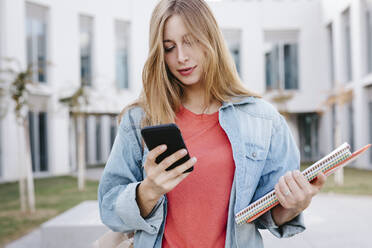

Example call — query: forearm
[136,180,161,218]
[271,204,301,226]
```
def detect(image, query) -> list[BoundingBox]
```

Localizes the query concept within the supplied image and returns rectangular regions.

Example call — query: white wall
[321,0,371,168]
[1,0,370,181]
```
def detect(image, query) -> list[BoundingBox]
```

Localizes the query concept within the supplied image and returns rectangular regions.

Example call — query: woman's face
[163,15,205,87]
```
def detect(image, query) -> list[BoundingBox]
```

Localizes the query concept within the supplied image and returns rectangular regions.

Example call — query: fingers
[275,171,306,209]
[166,157,197,179]
[292,170,314,196]
[147,145,167,164]
[278,174,292,197]
[283,171,302,199]
[158,148,188,171]
[275,183,288,208]
[275,170,326,211]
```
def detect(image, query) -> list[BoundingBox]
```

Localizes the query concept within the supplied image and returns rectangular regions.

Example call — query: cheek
[165,55,177,72]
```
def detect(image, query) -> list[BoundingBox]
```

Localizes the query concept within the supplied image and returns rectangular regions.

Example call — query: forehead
[163,15,189,41]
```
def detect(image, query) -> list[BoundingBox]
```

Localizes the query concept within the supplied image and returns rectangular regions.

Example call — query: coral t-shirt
[162,105,235,248]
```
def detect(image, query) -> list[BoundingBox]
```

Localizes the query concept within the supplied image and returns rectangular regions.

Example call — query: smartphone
[140,123,193,173]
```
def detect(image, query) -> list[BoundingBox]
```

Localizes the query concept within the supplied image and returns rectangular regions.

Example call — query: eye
[164,46,175,53]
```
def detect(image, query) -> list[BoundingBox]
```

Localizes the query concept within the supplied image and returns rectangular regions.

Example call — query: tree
[0,58,36,213]
[59,86,89,191]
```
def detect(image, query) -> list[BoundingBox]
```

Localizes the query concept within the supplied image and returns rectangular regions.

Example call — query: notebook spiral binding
[235,143,353,225]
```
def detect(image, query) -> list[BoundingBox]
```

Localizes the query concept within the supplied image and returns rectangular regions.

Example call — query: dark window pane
[28,112,36,172]
[331,104,336,149]
[110,117,117,149]
[26,4,48,83]
[265,45,280,90]
[96,117,101,162]
[39,112,48,171]
[284,44,298,89]
[116,50,128,89]
[298,113,319,162]
[328,24,335,85]
[80,16,93,86]
[232,49,240,75]
[265,52,272,89]
[367,8,372,73]
[84,117,89,164]
[343,8,353,82]
[273,45,280,89]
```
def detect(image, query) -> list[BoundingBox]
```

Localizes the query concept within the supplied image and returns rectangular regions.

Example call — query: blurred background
[0,0,371,247]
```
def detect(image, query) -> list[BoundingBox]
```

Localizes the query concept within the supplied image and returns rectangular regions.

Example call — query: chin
[177,75,201,86]
[180,80,200,87]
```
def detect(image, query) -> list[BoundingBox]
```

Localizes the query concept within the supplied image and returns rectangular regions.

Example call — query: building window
[80,15,93,86]
[222,29,241,76]
[264,30,299,91]
[327,23,335,87]
[26,3,48,83]
[115,20,130,89]
[342,8,353,82]
[265,43,298,90]
[366,0,372,74]
[331,104,336,149]
[84,116,90,164]
[28,111,48,172]
[298,113,319,162]
[110,116,117,149]
[95,116,102,162]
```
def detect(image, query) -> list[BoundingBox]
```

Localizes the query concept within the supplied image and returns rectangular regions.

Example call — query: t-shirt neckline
[179,104,219,121]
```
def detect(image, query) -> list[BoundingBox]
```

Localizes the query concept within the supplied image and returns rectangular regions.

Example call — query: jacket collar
[220,96,258,110]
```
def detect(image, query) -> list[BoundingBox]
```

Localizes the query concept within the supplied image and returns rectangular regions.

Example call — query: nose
[177,46,189,64]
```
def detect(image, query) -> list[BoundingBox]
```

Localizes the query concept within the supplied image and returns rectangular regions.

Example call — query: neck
[182,84,221,114]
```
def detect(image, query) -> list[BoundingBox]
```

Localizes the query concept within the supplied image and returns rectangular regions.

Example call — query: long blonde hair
[121,0,260,126]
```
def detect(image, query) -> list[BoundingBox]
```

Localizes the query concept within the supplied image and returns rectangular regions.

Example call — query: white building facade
[0,0,371,182]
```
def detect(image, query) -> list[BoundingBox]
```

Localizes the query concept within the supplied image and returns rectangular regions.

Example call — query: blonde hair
[120,0,260,126]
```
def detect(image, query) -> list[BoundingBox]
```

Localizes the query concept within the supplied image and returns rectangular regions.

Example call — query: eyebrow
[163,34,191,43]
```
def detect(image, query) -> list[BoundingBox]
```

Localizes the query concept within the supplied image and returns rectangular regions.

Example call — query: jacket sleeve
[98,111,165,235]
[253,114,306,238]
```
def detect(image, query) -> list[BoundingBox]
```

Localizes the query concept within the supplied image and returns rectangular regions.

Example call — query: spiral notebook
[235,143,371,225]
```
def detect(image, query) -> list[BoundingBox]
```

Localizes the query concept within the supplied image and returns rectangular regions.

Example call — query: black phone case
[140,123,193,173]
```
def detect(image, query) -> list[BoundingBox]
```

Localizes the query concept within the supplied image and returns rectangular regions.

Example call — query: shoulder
[233,96,283,125]
[118,105,145,132]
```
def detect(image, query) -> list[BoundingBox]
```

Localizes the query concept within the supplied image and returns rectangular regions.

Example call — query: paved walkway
[261,193,372,248]
[5,168,372,247]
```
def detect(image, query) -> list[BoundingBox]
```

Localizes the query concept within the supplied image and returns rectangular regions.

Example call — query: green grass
[0,176,99,247]
[300,163,372,195]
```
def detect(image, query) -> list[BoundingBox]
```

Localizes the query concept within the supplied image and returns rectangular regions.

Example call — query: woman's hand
[272,170,326,226]
[141,144,197,200]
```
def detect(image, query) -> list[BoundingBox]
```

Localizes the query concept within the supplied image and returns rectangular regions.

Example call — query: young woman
[98,0,326,247]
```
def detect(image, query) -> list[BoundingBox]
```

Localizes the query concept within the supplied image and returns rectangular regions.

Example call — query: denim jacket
[98,96,305,248]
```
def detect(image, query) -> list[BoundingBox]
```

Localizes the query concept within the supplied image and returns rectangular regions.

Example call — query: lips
[177,66,197,76]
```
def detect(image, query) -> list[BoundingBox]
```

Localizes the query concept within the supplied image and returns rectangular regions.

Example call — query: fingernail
[191,157,197,162]
[161,145,167,150]
[181,149,187,155]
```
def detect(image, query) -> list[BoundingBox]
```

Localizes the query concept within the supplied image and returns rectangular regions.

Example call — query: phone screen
[141,123,193,173]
